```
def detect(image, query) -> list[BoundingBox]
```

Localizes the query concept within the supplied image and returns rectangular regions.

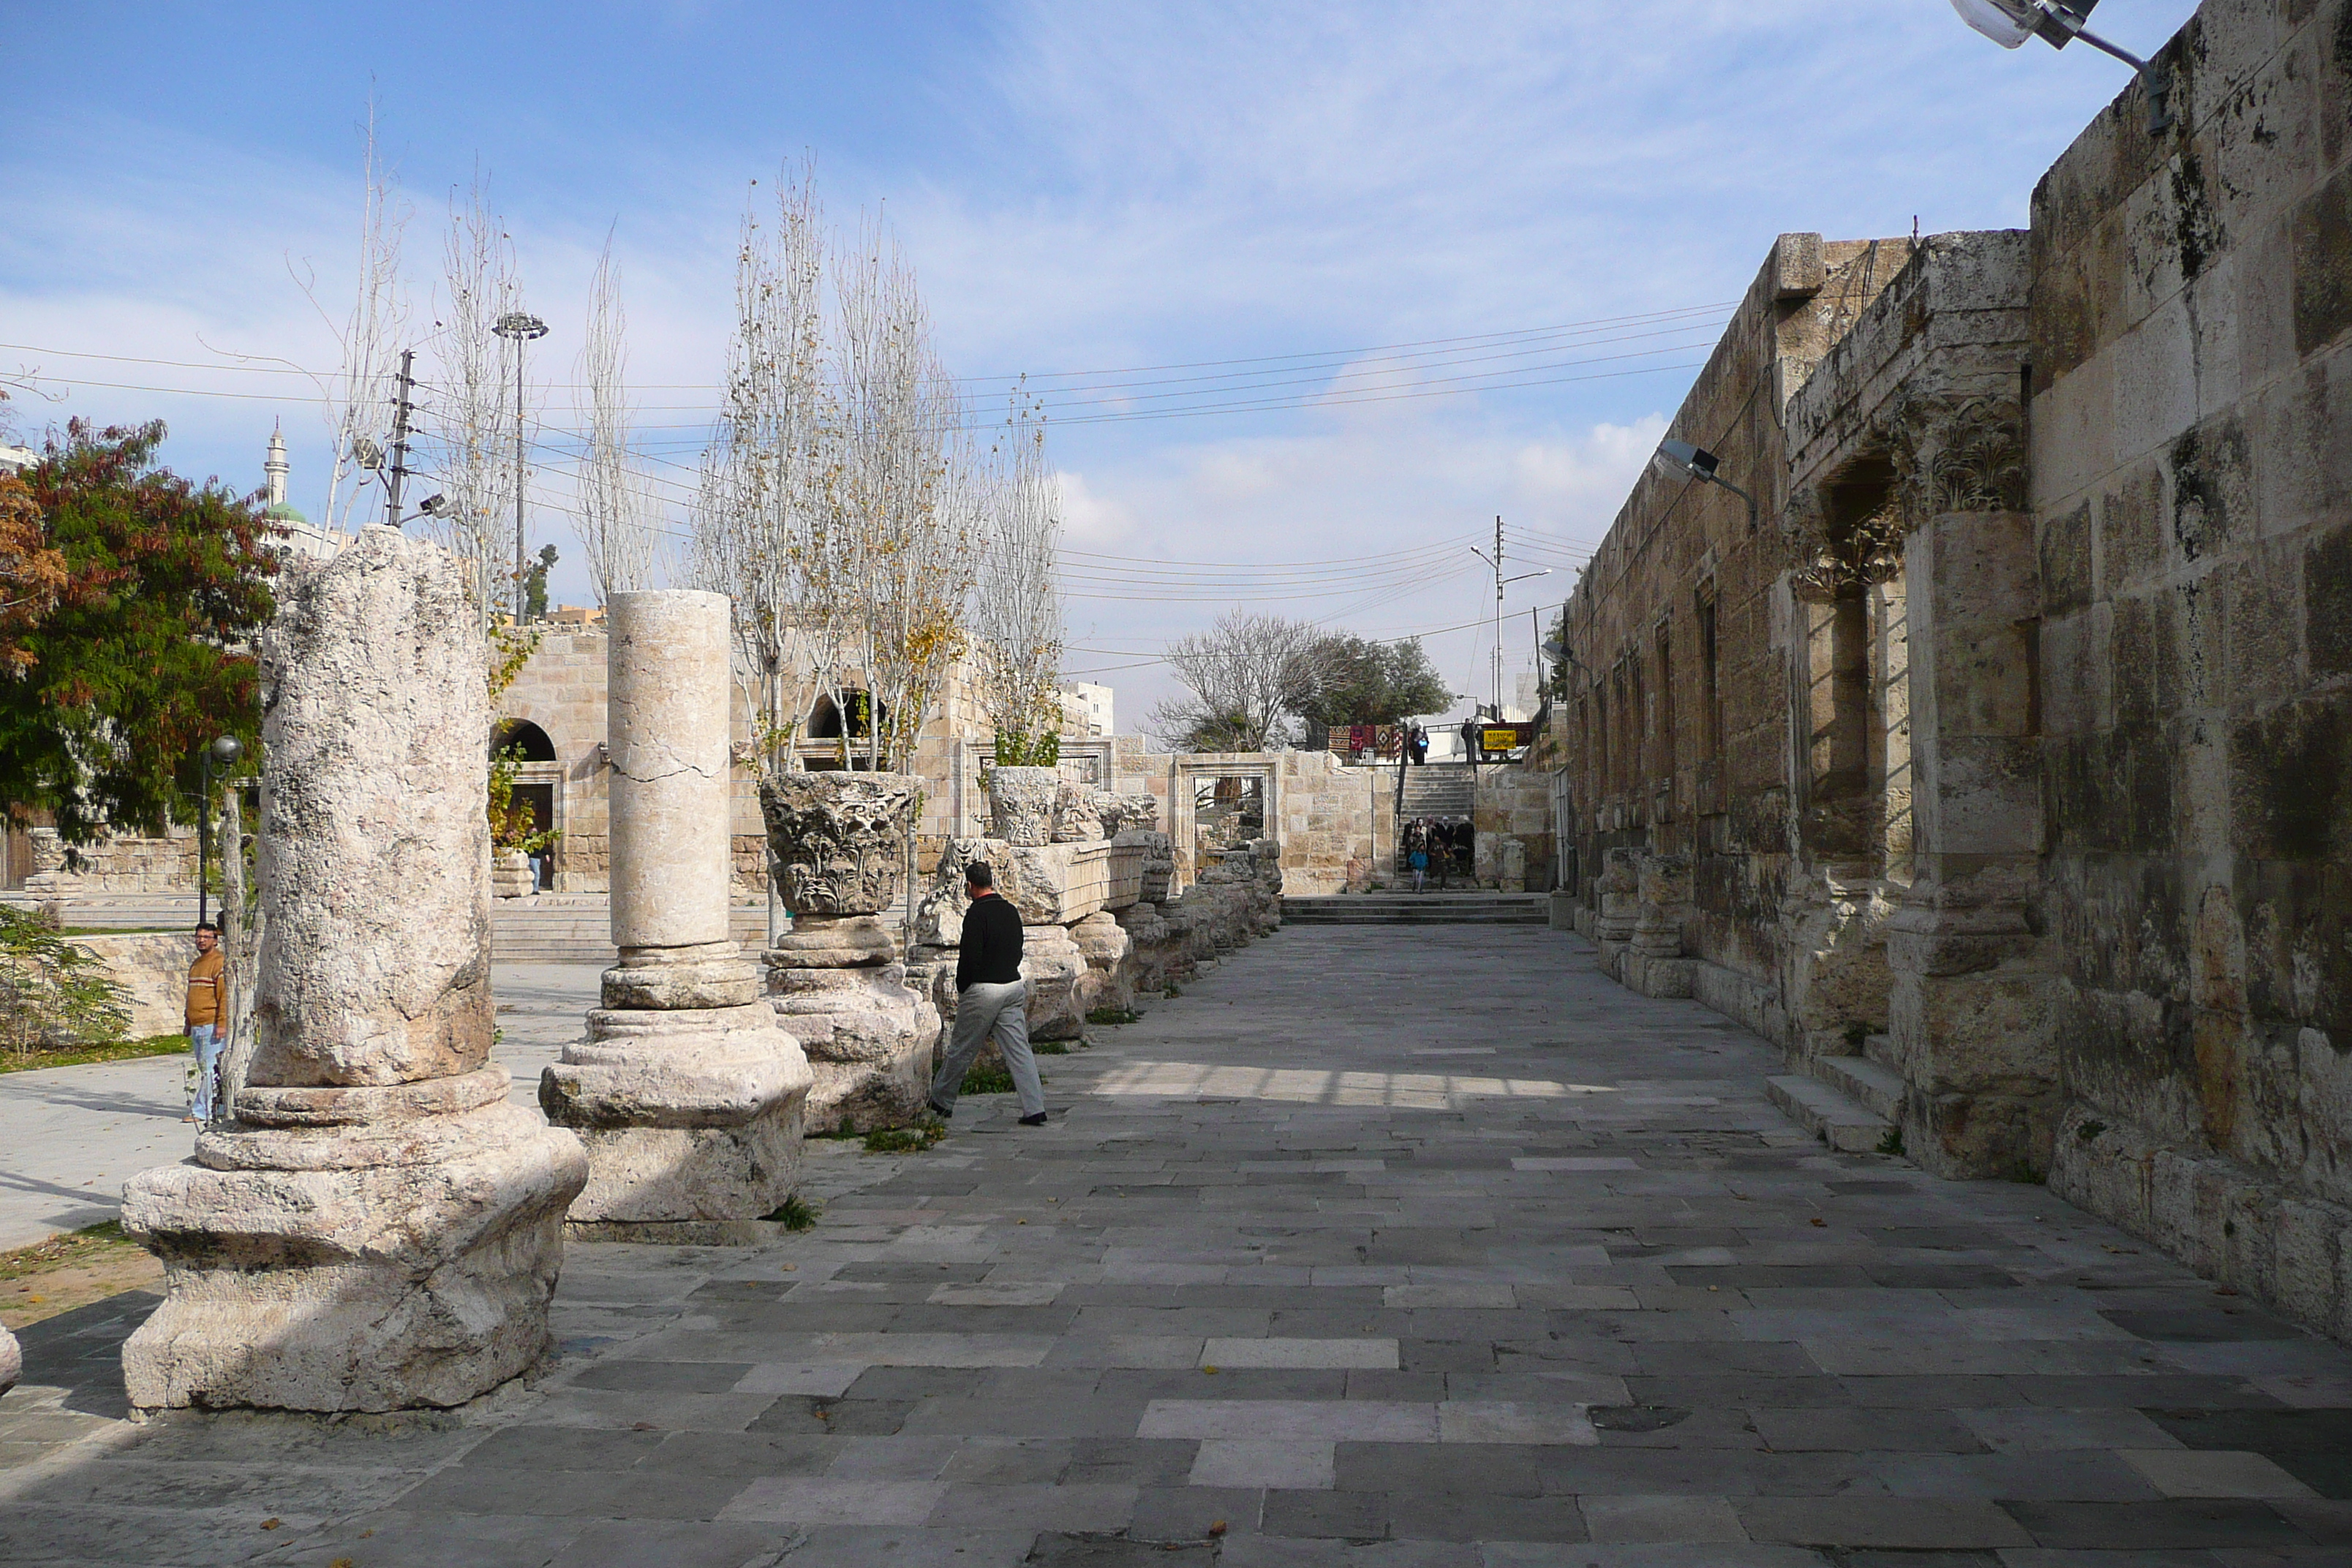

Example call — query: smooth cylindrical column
[607,590,733,952]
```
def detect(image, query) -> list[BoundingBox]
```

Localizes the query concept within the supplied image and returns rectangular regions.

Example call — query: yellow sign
[1481,728,1518,751]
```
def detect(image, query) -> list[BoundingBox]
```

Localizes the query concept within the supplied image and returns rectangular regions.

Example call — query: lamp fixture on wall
[1948,0,2174,133]
[1651,438,1759,532]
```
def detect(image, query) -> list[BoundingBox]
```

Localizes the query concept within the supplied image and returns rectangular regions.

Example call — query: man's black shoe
[1019,1112,1049,1126]
[927,1101,954,1120]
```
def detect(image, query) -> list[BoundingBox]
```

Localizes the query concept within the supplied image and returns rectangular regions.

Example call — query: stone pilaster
[119,528,588,1412]
[540,591,812,1230]
[758,771,939,1132]
[1591,848,1640,978]
[1885,442,2061,1177]
[1622,853,1697,1000]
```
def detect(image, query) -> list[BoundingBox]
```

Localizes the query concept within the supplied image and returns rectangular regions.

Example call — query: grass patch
[0,1221,136,1282]
[761,1195,819,1230]
[959,1063,1016,1096]
[1162,986,1183,999]
[1,1033,189,1076]
[1086,1008,1139,1027]
[1033,1041,1071,1055]
[1875,1126,1905,1157]
[2,1220,162,1330]
[863,1123,947,1155]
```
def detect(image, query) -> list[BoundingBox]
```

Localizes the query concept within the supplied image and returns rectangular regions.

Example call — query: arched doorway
[492,717,560,889]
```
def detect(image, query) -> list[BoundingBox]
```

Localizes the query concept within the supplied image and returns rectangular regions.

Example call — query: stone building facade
[1561,0,2352,1343]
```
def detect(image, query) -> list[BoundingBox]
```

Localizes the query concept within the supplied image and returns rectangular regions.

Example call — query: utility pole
[493,312,549,622]
[1469,519,1553,750]
[382,348,415,529]
[1490,514,1504,720]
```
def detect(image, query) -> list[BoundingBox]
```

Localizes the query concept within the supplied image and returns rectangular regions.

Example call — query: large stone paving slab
[4,926,2352,1564]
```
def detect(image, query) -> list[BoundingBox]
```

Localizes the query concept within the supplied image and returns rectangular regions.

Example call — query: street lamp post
[491,312,549,624]
[196,734,242,927]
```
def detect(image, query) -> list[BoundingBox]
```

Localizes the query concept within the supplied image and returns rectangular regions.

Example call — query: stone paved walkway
[5,924,2352,1565]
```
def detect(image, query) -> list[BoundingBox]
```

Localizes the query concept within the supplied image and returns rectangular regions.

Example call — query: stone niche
[759,770,941,1131]
[119,528,588,1412]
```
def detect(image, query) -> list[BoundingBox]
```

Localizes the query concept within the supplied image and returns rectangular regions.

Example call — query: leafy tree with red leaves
[2,419,281,853]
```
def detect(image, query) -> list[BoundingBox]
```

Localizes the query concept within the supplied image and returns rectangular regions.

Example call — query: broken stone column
[0,1323,18,1397]
[758,771,939,1133]
[988,766,1060,845]
[540,591,812,1232]
[119,527,588,1412]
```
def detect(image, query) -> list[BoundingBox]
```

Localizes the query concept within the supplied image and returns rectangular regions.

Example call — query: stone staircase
[491,902,774,963]
[9,892,772,965]
[1282,892,1549,926]
[1398,762,1475,821]
[1765,1035,1904,1153]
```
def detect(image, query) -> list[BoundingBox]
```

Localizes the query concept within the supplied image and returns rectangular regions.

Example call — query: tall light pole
[196,734,241,927]
[493,311,549,623]
[1469,516,1552,723]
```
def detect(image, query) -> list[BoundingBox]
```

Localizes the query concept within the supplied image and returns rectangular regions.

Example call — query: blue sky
[1,1,2197,725]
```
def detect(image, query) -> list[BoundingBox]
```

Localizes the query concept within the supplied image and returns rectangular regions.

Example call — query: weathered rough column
[540,591,812,1232]
[119,527,588,1412]
[0,1323,18,1397]
[758,772,938,1133]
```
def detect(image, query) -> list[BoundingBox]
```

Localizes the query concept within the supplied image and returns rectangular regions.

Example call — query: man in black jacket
[927,862,1048,1125]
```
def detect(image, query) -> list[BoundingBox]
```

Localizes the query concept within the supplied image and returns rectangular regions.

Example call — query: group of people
[1403,818,1471,892]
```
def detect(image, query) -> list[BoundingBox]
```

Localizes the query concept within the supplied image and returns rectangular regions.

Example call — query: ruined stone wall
[2032,0,2352,1338]
[1561,233,1914,1030]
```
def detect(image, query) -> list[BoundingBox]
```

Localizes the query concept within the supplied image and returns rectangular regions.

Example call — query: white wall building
[1062,682,1114,737]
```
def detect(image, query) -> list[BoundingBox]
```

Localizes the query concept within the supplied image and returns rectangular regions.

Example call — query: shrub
[0,906,129,1058]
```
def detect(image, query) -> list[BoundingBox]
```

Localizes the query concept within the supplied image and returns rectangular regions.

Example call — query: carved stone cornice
[1784,391,2024,600]
[1888,391,2027,521]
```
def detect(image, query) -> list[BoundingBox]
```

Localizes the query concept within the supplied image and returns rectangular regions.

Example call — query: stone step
[1282,896,1548,925]
[1765,1074,1893,1153]
[1816,1054,1906,1121]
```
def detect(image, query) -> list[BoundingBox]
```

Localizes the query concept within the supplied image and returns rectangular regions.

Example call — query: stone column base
[118,1078,586,1413]
[540,1001,813,1223]
[766,960,941,1134]
[1022,924,1088,1041]
[1886,897,2062,1179]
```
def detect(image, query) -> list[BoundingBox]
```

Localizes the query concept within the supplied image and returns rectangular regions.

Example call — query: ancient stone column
[119,527,588,1412]
[0,1323,18,1398]
[540,591,813,1232]
[759,771,939,1131]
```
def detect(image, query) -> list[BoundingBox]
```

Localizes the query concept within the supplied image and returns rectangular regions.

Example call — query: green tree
[523,542,558,621]
[0,420,279,853]
[1293,634,1452,728]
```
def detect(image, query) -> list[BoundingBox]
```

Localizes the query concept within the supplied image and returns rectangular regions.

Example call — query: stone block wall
[1474,765,1553,889]
[2029,0,2352,1340]
[24,824,199,896]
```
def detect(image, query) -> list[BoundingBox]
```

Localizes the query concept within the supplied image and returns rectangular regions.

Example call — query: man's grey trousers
[929,978,1046,1118]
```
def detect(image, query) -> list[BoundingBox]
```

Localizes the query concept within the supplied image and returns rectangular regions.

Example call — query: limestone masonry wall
[2031,0,2352,1342]
[1555,0,2352,1345]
